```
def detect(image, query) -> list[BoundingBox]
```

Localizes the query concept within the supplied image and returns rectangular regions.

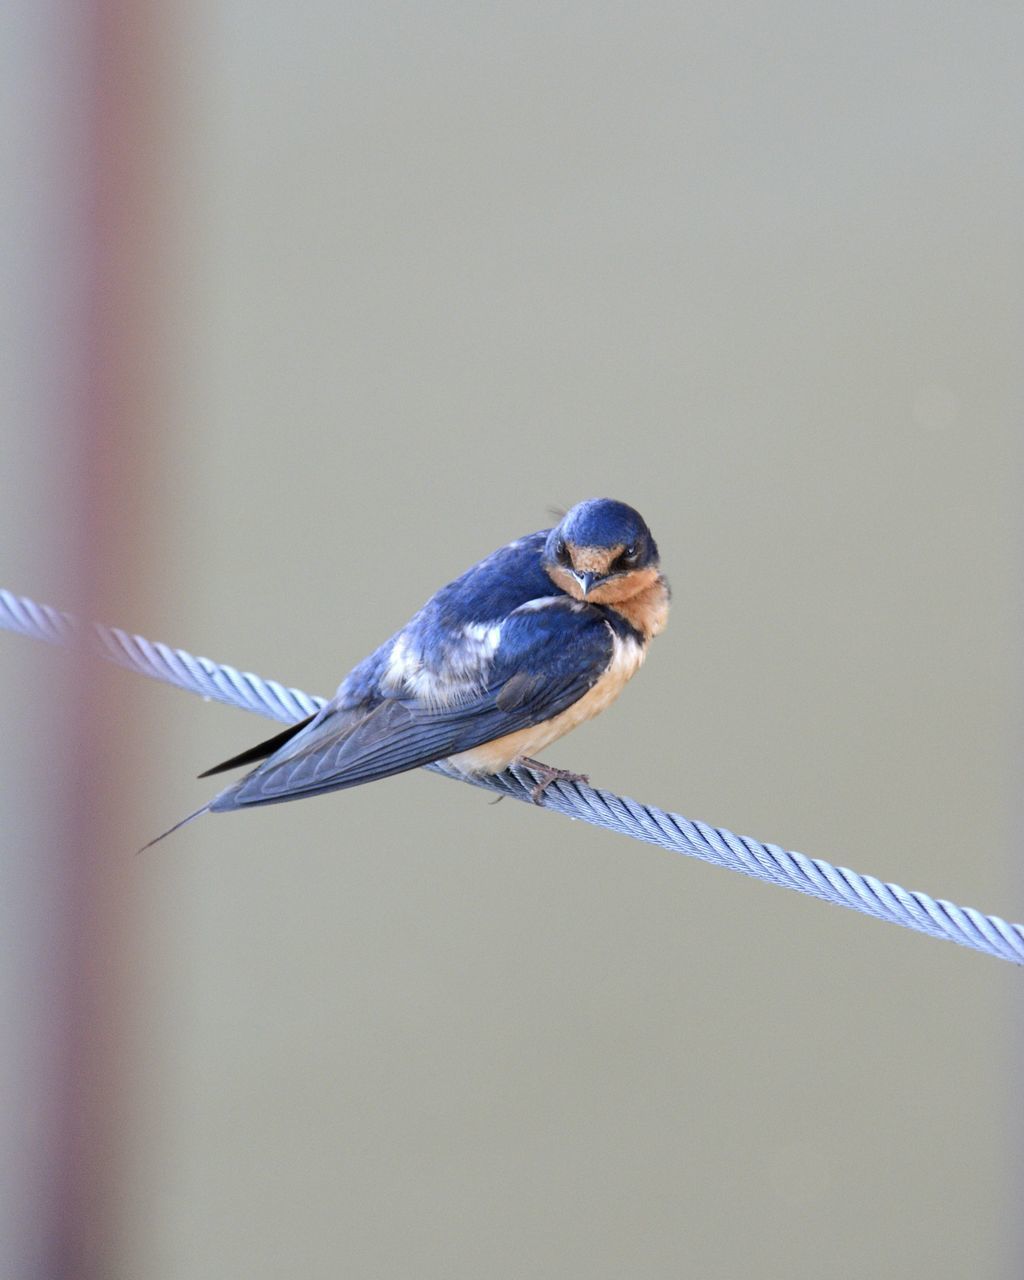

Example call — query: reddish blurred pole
[42,2,163,1275]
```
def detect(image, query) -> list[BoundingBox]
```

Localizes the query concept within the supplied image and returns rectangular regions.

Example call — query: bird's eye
[618,545,639,569]
[555,539,570,563]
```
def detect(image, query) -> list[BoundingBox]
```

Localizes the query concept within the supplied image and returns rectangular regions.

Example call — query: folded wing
[209,603,610,811]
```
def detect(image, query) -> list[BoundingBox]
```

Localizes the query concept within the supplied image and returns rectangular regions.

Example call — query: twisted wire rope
[3,585,1022,966]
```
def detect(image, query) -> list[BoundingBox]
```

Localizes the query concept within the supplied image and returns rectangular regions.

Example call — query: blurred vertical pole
[20,1,165,1276]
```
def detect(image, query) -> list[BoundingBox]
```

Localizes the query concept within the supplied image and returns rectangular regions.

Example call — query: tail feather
[197,713,317,778]
[136,803,211,854]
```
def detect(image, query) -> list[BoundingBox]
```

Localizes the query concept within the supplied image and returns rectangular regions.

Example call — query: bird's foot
[518,757,590,803]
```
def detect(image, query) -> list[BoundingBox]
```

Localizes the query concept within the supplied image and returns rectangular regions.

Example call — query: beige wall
[4,3,1022,1277]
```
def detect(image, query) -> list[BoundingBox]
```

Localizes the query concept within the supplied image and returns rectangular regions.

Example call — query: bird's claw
[518,757,590,803]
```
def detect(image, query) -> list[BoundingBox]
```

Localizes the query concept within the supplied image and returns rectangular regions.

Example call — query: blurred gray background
[3,2,1021,1277]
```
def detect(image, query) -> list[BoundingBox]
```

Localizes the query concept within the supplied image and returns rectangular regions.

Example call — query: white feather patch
[462,622,502,653]
[381,622,505,707]
[513,596,567,614]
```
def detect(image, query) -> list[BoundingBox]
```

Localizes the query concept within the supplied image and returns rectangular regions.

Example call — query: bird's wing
[209,603,612,810]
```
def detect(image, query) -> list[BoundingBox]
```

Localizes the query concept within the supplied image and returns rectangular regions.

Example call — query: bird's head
[543,499,661,605]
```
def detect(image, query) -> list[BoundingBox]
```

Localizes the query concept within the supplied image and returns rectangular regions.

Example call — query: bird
[141,498,669,849]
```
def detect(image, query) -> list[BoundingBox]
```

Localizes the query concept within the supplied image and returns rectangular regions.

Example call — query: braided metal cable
[0,588,323,722]
[3,586,1022,966]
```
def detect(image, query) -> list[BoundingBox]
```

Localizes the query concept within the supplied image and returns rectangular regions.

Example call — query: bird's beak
[573,571,599,598]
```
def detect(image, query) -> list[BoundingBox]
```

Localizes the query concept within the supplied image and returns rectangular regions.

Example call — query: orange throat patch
[546,562,670,640]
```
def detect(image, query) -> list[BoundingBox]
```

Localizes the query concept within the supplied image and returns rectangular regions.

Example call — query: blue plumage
[543,498,659,567]
[335,531,556,713]
[142,499,669,846]
[212,600,614,806]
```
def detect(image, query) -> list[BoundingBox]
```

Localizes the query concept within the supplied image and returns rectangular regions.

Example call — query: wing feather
[209,603,611,811]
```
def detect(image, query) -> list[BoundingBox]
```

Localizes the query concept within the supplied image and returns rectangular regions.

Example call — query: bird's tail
[136,802,212,854]
[197,712,317,778]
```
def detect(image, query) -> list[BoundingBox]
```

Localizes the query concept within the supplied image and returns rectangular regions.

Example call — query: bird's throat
[601,571,670,640]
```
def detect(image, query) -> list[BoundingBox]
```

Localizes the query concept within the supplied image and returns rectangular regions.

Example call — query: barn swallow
[142,498,669,849]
